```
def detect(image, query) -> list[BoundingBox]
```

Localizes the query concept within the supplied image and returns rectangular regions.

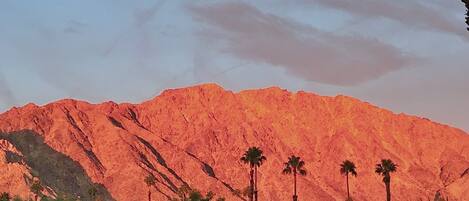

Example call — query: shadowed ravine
[0,131,115,201]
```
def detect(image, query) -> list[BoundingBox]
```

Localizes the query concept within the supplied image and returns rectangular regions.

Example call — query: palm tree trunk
[385,181,391,201]
[254,166,258,201]
[293,171,297,201]
[148,188,151,201]
[35,194,38,201]
[249,167,254,201]
[346,173,350,199]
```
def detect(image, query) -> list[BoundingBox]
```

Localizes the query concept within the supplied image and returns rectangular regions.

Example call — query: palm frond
[351,169,358,176]
[298,169,307,176]
[298,160,305,168]
[283,155,307,176]
[282,166,292,175]
[375,164,384,174]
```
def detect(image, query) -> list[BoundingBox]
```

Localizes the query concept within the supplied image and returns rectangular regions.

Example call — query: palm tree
[241,147,266,201]
[30,179,43,201]
[144,174,156,201]
[375,159,397,201]
[282,155,307,201]
[340,160,357,201]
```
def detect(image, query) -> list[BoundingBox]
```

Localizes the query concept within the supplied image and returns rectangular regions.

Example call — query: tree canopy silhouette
[240,147,266,201]
[282,155,307,201]
[340,160,357,201]
[375,159,397,201]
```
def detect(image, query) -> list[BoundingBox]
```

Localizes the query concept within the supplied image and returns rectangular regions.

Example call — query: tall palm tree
[30,179,43,201]
[375,159,397,201]
[282,155,307,201]
[144,174,156,201]
[340,160,357,200]
[241,147,266,201]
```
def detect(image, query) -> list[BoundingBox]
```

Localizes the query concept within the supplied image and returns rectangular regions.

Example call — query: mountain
[0,83,468,201]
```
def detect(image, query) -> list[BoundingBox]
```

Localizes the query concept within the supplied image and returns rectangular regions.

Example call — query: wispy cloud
[103,0,165,57]
[133,1,166,27]
[63,20,86,34]
[305,0,468,39]
[189,2,417,86]
[64,27,81,34]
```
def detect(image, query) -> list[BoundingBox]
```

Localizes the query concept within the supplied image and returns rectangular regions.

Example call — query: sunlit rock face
[0,83,468,201]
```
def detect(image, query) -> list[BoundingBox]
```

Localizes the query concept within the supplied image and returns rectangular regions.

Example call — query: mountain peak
[159,83,226,97]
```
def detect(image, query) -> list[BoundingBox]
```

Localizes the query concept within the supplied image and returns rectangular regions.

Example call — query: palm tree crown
[375,159,397,182]
[240,147,266,167]
[340,160,357,177]
[282,155,307,176]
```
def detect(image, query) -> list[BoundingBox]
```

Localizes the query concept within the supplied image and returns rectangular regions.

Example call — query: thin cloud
[133,0,166,27]
[103,0,165,57]
[188,2,417,86]
[64,27,81,34]
[63,20,86,34]
[305,0,468,39]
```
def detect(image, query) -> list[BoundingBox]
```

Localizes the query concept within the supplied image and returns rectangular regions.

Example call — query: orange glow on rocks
[0,83,468,200]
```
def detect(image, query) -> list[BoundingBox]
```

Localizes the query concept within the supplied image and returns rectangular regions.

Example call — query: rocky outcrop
[0,83,468,201]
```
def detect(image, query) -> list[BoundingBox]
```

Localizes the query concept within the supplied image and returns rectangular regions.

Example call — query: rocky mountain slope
[0,83,468,201]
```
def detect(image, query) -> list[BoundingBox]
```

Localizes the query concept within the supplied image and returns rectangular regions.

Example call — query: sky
[0,0,468,132]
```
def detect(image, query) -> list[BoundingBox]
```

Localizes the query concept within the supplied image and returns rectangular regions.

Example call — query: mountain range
[0,83,468,201]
